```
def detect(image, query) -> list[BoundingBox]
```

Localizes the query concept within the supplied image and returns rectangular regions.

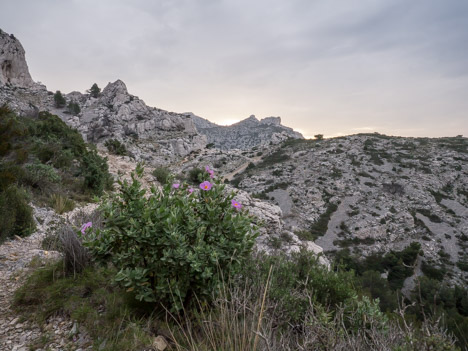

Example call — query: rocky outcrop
[57,79,207,158]
[0,28,207,160]
[0,29,50,117]
[192,114,303,150]
[0,29,34,88]
[185,112,219,129]
[234,189,329,266]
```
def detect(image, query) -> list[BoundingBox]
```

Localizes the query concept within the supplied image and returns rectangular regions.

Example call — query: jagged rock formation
[0,29,50,117]
[56,80,207,158]
[185,112,219,129]
[0,29,34,88]
[192,113,304,150]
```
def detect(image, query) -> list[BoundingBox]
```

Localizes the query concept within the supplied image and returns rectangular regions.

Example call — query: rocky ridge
[58,79,207,160]
[220,134,468,286]
[191,113,304,150]
[0,29,207,162]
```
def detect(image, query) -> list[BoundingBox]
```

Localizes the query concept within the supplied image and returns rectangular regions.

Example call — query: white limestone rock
[0,29,34,88]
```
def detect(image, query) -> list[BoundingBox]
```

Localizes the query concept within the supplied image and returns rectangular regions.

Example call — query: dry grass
[50,193,75,214]
[166,273,458,351]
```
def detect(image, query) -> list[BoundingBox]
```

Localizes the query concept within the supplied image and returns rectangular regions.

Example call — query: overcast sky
[1,0,467,138]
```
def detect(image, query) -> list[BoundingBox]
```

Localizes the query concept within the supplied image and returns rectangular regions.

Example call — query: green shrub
[0,185,35,242]
[357,270,398,312]
[24,163,61,190]
[457,260,468,272]
[414,277,468,349]
[0,107,110,206]
[152,166,171,184]
[83,165,257,311]
[335,242,420,291]
[33,141,76,169]
[30,112,86,157]
[34,142,57,163]
[422,261,446,281]
[67,101,81,115]
[54,91,66,108]
[80,150,112,195]
[240,250,356,327]
[53,149,74,169]
[0,107,28,156]
[0,162,25,191]
[187,167,205,184]
[104,139,127,156]
[256,149,290,169]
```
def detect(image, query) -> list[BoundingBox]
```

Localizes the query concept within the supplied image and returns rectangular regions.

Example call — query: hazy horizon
[1,0,467,138]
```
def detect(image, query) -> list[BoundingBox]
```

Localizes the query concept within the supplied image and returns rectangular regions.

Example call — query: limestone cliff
[0,29,34,88]
[192,114,304,150]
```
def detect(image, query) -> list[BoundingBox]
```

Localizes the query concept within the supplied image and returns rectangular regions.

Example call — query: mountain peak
[102,79,128,95]
[0,28,34,88]
[260,117,281,126]
[191,113,303,150]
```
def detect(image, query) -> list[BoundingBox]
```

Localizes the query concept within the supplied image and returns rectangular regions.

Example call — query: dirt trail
[0,207,93,351]
[223,156,262,181]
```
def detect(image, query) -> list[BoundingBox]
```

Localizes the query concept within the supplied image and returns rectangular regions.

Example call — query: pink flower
[188,188,194,194]
[205,166,215,178]
[231,200,242,210]
[172,183,180,189]
[199,181,212,191]
[80,222,92,235]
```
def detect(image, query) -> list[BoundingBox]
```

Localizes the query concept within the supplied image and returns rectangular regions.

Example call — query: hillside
[1,28,467,350]
[224,135,468,284]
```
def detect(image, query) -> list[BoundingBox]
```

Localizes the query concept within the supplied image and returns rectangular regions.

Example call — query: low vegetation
[12,166,464,350]
[104,138,127,156]
[0,106,112,242]
[152,166,171,184]
[297,201,339,241]
[0,184,35,242]
[83,165,257,311]
[335,245,468,349]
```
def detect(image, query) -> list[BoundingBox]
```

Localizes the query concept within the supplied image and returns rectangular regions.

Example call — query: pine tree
[67,101,81,115]
[89,83,101,98]
[54,91,66,108]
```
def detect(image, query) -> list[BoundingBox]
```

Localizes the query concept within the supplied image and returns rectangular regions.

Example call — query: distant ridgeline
[189,113,304,150]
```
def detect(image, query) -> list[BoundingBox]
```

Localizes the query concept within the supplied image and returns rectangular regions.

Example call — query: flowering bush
[83,164,257,311]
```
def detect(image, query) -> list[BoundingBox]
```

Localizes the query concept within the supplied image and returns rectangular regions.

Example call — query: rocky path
[0,207,93,351]
[223,155,262,181]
